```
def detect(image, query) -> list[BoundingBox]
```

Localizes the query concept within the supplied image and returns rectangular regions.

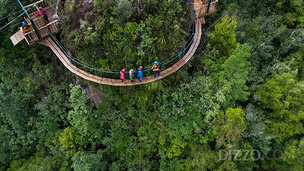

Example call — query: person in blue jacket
[137,66,144,82]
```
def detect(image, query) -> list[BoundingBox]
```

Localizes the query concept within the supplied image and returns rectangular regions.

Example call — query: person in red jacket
[39,7,49,23]
[120,68,126,83]
[34,11,39,17]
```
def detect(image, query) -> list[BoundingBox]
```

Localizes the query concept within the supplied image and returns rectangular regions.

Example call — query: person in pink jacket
[39,7,49,23]
[120,68,126,83]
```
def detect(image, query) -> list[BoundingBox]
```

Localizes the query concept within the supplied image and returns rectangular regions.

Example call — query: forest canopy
[0,0,304,170]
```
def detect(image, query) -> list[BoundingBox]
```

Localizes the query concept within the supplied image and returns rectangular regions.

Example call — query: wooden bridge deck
[39,19,202,86]
[10,2,59,46]
[194,0,218,17]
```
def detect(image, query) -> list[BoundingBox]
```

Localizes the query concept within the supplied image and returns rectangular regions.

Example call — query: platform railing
[196,0,218,17]
[23,20,59,43]
[24,0,49,18]
[201,0,218,4]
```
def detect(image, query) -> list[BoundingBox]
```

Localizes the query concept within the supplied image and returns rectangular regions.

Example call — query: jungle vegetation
[0,0,304,170]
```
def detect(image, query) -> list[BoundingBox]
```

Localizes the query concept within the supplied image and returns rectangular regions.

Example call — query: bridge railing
[200,0,218,4]
[24,0,49,18]
[45,13,199,80]
[23,20,59,44]
[21,0,58,44]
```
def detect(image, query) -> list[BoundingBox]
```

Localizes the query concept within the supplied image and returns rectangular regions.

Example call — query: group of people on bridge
[35,6,49,23]
[22,6,49,42]
[120,61,162,84]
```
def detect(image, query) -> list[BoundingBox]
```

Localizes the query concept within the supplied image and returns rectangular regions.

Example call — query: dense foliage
[0,0,304,170]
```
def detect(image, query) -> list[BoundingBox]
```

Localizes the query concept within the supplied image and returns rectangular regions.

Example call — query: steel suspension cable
[0,11,25,31]
[0,5,37,31]
[0,2,58,32]
[54,34,121,72]
[47,30,121,73]
[0,9,23,21]
[0,21,24,33]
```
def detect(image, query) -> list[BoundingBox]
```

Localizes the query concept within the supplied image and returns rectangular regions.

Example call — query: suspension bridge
[9,0,218,86]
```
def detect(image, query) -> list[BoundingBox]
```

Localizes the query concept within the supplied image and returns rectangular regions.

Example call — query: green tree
[207,15,237,58]
[68,84,106,149]
[257,71,304,142]
[72,151,107,171]
[7,148,71,171]
[219,43,251,102]
[261,138,304,171]
[157,76,225,143]
[274,0,304,28]
[59,127,82,157]
[215,107,247,147]
[30,85,70,148]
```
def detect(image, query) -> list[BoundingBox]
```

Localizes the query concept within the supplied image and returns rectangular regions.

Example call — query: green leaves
[203,16,249,99]
[59,127,82,157]
[257,71,304,142]
[0,83,32,135]
[274,0,304,28]
[7,148,71,171]
[72,151,106,171]
[68,84,106,148]
[155,76,226,150]
[166,140,187,159]
[219,43,251,102]
[208,15,238,57]
[215,108,247,147]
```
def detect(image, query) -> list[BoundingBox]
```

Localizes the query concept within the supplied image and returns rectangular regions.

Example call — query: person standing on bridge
[152,61,162,79]
[120,68,126,83]
[22,22,33,42]
[130,69,135,84]
[39,7,49,23]
[137,66,144,82]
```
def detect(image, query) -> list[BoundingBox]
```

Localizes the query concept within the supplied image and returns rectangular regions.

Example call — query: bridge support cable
[207,0,211,13]
[16,0,41,39]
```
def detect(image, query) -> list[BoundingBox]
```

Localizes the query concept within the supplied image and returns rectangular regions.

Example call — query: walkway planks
[40,19,202,86]
[11,3,59,46]
[10,30,25,46]
[194,0,218,17]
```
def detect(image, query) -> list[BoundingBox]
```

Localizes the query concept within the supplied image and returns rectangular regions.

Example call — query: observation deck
[194,0,218,18]
[10,0,60,46]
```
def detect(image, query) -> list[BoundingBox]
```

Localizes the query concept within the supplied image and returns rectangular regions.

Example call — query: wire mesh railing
[46,13,199,78]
